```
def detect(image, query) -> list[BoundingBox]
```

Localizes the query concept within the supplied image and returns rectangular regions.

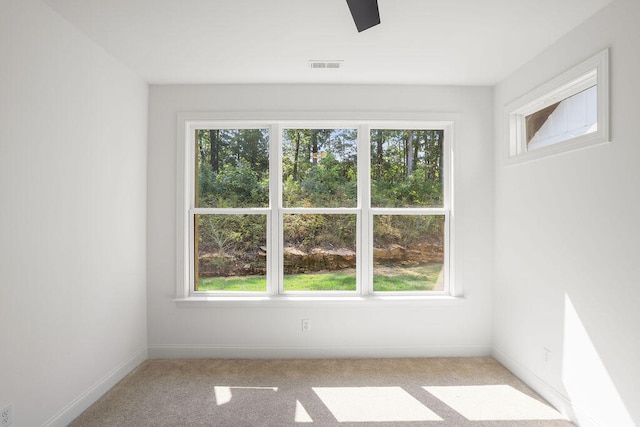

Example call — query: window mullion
[369,207,448,216]
[359,124,371,296]
[270,123,281,296]
[188,209,195,295]
[186,124,197,296]
[443,124,454,296]
[191,207,270,215]
[281,207,358,215]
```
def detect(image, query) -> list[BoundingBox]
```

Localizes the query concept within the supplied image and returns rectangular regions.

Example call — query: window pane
[195,214,267,292]
[282,129,357,208]
[370,130,443,208]
[195,129,269,208]
[373,215,444,292]
[526,85,597,151]
[283,214,357,291]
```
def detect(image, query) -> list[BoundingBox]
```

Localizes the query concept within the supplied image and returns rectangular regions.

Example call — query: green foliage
[373,264,441,292]
[198,214,266,254]
[284,214,356,251]
[373,215,444,248]
[197,272,357,292]
[199,160,268,208]
[288,156,357,207]
[198,275,267,292]
[196,215,266,281]
[371,129,444,207]
[282,129,357,208]
[196,128,269,208]
[283,272,357,291]
[372,168,442,207]
[194,127,445,292]
[197,264,441,292]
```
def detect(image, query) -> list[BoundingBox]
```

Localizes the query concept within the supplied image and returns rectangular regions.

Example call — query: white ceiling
[43,0,613,86]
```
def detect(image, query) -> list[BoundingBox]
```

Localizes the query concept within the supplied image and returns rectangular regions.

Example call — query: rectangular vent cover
[309,60,343,69]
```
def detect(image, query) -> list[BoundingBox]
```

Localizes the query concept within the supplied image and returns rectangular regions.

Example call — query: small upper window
[506,49,609,162]
[526,84,597,151]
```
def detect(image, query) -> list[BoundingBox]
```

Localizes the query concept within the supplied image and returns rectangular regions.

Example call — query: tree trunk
[436,130,444,183]
[311,130,319,166]
[197,130,206,166]
[413,131,420,173]
[209,129,219,173]
[406,131,414,177]
[293,130,301,181]
[376,130,383,181]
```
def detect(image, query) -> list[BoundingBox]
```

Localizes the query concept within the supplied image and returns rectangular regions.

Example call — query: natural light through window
[424,385,566,421]
[178,120,452,299]
[210,383,567,423]
[294,400,313,423]
[214,386,278,406]
[312,387,442,422]
[562,294,634,425]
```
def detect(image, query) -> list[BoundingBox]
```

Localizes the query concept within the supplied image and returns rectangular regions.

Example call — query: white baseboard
[492,347,602,427]
[148,344,492,359]
[43,346,148,427]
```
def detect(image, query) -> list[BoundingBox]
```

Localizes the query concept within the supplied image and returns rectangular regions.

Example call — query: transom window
[506,49,609,162]
[179,121,452,297]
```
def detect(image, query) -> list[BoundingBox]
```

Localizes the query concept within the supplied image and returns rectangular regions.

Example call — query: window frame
[277,123,361,296]
[505,49,609,163]
[176,114,456,302]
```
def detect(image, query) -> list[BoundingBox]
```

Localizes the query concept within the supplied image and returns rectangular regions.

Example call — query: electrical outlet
[1,404,12,426]
[302,319,311,332]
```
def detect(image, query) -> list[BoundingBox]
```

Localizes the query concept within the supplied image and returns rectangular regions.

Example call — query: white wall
[0,1,148,425]
[147,84,494,359]
[493,0,640,425]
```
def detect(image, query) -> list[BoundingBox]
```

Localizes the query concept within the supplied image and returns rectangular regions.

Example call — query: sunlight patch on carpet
[313,386,442,422]
[214,386,278,406]
[424,385,566,421]
[295,400,313,423]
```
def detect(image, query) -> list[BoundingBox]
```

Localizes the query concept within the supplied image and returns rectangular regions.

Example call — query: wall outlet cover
[1,404,13,426]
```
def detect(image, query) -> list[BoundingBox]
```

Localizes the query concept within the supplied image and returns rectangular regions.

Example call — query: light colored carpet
[70,358,574,426]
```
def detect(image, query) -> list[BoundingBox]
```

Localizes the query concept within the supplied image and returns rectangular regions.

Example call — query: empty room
[1,0,638,425]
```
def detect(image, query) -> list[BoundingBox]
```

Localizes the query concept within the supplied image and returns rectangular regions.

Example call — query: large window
[178,121,452,298]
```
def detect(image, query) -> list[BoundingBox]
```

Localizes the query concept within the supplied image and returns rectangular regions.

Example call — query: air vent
[309,60,343,69]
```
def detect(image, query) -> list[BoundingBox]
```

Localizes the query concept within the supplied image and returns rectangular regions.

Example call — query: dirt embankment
[199,243,444,277]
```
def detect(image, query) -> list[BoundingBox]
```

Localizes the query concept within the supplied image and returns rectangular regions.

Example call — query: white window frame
[505,49,609,163]
[277,122,363,296]
[176,114,457,304]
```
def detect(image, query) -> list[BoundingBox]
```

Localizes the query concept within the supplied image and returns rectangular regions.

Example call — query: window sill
[174,294,467,308]
[504,134,609,166]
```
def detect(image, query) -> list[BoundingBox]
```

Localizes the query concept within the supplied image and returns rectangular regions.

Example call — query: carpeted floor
[70,357,574,426]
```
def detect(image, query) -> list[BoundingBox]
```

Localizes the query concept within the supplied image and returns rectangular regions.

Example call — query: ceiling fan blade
[346,0,380,32]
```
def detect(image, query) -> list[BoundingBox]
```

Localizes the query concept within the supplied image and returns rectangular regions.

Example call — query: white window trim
[175,112,461,306]
[504,48,610,164]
